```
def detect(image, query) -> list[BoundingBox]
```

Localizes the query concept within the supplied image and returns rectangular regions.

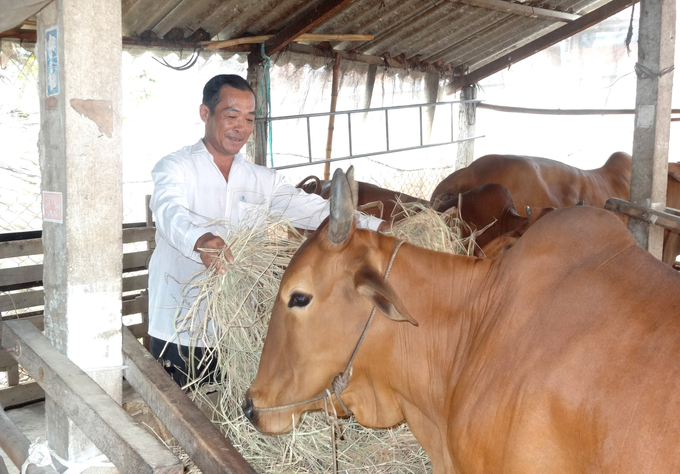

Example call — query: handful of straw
[176,207,475,473]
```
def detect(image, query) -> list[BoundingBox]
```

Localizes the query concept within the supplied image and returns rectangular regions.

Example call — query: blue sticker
[46,26,59,96]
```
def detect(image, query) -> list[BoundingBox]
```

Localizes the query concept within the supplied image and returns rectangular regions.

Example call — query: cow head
[243,167,417,434]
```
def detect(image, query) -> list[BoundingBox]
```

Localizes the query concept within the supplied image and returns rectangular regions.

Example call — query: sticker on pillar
[637,105,655,129]
[43,191,63,223]
[46,26,59,96]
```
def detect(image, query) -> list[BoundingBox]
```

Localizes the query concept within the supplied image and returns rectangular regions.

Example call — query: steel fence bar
[255,99,483,122]
[385,109,389,151]
[273,135,484,171]
[419,106,423,146]
[348,113,353,157]
[306,116,312,163]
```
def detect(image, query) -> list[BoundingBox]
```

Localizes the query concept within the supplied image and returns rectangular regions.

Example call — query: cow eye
[441,193,453,201]
[288,293,312,308]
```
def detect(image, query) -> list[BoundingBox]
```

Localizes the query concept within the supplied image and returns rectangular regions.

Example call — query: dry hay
[178,208,475,473]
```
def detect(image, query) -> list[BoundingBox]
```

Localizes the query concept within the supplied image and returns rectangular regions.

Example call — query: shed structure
[0,0,675,472]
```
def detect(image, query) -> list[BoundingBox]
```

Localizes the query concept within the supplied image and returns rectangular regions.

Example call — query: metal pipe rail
[254,99,484,171]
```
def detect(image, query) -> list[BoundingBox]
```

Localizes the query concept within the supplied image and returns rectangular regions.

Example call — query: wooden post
[122,327,257,474]
[324,53,341,180]
[629,0,675,258]
[142,195,154,350]
[36,0,124,462]
[0,402,60,474]
[423,71,439,144]
[247,47,268,167]
[456,84,477,169]
[3,321,182,473]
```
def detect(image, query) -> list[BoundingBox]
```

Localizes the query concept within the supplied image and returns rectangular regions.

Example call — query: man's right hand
[194,232,234,274]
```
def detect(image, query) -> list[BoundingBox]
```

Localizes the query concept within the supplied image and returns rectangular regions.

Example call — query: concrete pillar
[37,0,123,462]
[456,84,477,169]
[423,71,439,144]
[629,0,675,259]
[247,48,268,167]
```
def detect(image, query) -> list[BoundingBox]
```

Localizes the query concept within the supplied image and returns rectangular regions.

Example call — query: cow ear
[354,267,418,326]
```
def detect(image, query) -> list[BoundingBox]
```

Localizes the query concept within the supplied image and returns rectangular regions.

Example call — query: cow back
[431,153,632,217]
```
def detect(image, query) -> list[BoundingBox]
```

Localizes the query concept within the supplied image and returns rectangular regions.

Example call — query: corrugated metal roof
[2,0,629,84]
[116,0,620,76]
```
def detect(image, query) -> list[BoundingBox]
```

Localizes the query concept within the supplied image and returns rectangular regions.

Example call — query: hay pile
[178,208,474,473]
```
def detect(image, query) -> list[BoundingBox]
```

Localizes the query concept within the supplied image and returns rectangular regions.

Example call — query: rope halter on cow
[254,238,406,417]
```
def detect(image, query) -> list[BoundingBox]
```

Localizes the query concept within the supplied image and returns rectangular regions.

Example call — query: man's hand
[194,232,234,274]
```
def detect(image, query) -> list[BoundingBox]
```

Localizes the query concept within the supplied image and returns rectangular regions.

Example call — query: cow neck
[255,239,406,416]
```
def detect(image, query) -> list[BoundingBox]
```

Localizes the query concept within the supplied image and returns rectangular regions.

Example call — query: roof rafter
[448,0,639,93]
[457,0,580,22]
[264,0,354,56]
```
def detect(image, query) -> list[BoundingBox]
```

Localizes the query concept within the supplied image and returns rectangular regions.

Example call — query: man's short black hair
[202,74,255,115]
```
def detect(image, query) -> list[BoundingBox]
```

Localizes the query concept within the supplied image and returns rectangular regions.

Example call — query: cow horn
[328,168,355,245]
[346,165,359,209]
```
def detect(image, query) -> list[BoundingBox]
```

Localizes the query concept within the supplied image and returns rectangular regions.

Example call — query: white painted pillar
[37,0,123,462]
[629,0,675,258]
[456,84,477,169]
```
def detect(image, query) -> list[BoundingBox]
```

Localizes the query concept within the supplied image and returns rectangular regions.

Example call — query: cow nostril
[242,397,255,422]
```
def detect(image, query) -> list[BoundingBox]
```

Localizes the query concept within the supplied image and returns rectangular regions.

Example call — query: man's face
[200,85,256,159]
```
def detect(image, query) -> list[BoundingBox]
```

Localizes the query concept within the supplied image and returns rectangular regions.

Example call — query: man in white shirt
[149,74,385,387]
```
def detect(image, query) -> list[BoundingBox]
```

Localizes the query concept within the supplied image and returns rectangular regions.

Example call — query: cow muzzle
[242,397,257,425]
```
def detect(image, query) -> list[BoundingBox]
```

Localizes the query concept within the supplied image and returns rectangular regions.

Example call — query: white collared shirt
[148,139,381,345]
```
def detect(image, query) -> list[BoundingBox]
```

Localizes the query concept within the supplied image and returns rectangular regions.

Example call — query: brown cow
[479,205,556,259]
[431,152,632,217]
[244,168,680,474]
[296,174,427,222]
[663,163,680,267]
[444,183,555,256]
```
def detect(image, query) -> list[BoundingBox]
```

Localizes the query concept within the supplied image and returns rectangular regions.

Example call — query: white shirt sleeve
[267,173,384,231]
[150,157,209,263]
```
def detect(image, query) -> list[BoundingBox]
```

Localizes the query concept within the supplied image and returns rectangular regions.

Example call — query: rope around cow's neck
[255,239,406,416]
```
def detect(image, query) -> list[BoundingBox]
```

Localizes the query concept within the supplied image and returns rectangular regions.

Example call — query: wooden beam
[121,327,257,474]
[264,0,355,56]
[606,198,680,233]
[122,293,149,316]
[0,274,148,313]
[0,381,45,410]
[0,239,42,260]
[0,402,58,474]
[0,227,154,259]
[458,0,580,22]
[0,250,152,290]
[287,42,439,72]
[205,33,372,50]
[448,0,640,93]
[2,320,182,474]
